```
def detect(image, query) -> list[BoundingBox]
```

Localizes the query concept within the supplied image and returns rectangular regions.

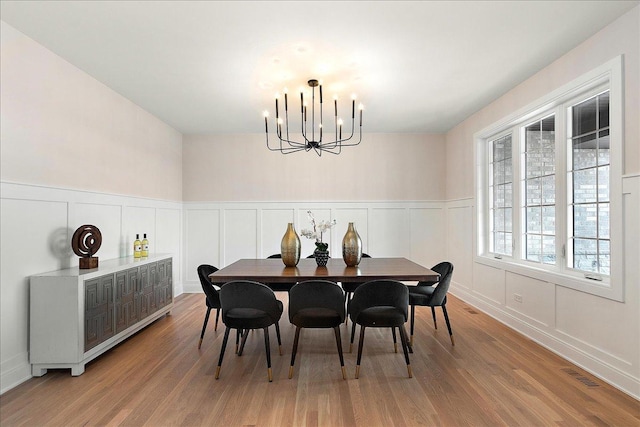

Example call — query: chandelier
[263,79,363,156]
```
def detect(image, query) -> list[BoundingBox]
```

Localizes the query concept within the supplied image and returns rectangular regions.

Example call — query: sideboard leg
[71,364,85,376]
[31,366,47,377]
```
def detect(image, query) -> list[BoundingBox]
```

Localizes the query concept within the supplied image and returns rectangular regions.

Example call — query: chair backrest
[267,253,281,259]
[197,264,220,305]
[362,253,372,258]
[219,280,282,322]
[288,280,345,322]
[349,279,409,321]
[428,262,454,306]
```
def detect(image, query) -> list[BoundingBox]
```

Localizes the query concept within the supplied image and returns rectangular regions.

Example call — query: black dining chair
[215,280,283,382]
[348,279,412,379]
[288,280,347,380]
[197,264,221,349]
[407,261,455,346]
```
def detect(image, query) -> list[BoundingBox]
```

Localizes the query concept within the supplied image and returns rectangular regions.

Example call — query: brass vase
[281,223,301,267]
[342,222,362,267]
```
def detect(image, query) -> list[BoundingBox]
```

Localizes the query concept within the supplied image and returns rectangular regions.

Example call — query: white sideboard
[29,254,173,376]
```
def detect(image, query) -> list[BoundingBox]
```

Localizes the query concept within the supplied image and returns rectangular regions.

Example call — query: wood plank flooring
[1,293,638,426]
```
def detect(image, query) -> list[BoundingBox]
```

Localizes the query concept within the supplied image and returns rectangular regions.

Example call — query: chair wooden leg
[333,326,346,380]
[215,326,231,379]
[399,325,412,378]
[355,325,366,379]
[410,304,415,346]
[289,326,301,379]
[350,321,357,353]
[263,327,273,382]
[391,327,398,353]
[198,307,212,349]
[431,306,438,329]
[214,308,220,331]
[275,321,282,356]
[442,304,455,346]
[235,329,241,354]
[238,328,250,356]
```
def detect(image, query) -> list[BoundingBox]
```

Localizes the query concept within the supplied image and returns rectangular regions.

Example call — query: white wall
[443,7,640,398]
[183,133,446,202]
[0,22,183,201]
[0,22,183,393]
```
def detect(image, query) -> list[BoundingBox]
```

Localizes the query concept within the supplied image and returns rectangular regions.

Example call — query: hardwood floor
[1,293,638,426]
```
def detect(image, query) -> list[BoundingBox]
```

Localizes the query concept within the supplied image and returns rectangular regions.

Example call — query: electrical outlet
[514,293,523,303]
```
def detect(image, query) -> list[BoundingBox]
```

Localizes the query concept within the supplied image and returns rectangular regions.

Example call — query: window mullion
[555,105,568,274]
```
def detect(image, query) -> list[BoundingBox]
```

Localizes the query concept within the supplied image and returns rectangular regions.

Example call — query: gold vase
[342,222,362,267]
[281,223,301,267]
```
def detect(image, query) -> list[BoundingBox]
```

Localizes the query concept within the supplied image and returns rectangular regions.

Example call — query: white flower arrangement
[300,210,336,252]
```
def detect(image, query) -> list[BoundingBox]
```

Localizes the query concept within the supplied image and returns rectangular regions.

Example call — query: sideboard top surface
[31,254,173,280]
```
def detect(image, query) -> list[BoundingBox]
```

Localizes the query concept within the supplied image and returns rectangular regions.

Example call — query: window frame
[475,56,623,302]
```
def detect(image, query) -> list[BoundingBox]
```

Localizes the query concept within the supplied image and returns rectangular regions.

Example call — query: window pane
[599,240,610,275]
[599,203,610,239]
[494,185,504,208]
[598,166,610,202]
[494,232,504,254]
[527,207,541,233]
[573,204,598,238]
[494,160,505,184]
[573,168,597,203]
[542,236,556,265]
[504,232,512,256]
[573,134,597,170]
[598,92,609,129]
[542,206,555,235]
[504,183,513,208]
[598,130,610,165]
[542,175,555,204]
[494,208,505,231]
[526,178,541,205]
[573,238,598,272]
[572,96,597,136]
[527,234,541,262]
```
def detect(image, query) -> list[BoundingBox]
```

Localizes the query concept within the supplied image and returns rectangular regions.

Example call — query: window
[489,134,513,257]
[568,92,610,275]
[523,115,556,264]
[476,57,623,301]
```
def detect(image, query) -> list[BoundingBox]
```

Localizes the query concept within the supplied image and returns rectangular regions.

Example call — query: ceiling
[1,1,637,135]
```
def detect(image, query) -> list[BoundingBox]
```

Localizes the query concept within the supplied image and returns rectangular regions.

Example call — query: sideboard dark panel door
[138,264,153,320]
[155,259,172,309]
[85,274,115,351]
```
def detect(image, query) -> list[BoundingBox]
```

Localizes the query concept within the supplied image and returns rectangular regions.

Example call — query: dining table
[209,257,439,286]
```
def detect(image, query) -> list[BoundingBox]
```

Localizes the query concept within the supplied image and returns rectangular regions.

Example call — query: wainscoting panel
[505,271,555,328]
[0,181,182,394]
[446,202,474,290]
[409,207,445,272]
[184,209,220,282]
[370,208,410,258]
[297,208,333,257]
[72,202,122,261]
[260,209,295,257]
[223,209,258,265]
[333,208,369,256]
[473,262,507,305]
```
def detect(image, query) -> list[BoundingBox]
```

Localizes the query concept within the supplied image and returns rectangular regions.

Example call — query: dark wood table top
[209,257,439,284]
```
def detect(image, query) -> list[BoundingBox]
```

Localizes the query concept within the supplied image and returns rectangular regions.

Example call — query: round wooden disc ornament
[72,225,102,269]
